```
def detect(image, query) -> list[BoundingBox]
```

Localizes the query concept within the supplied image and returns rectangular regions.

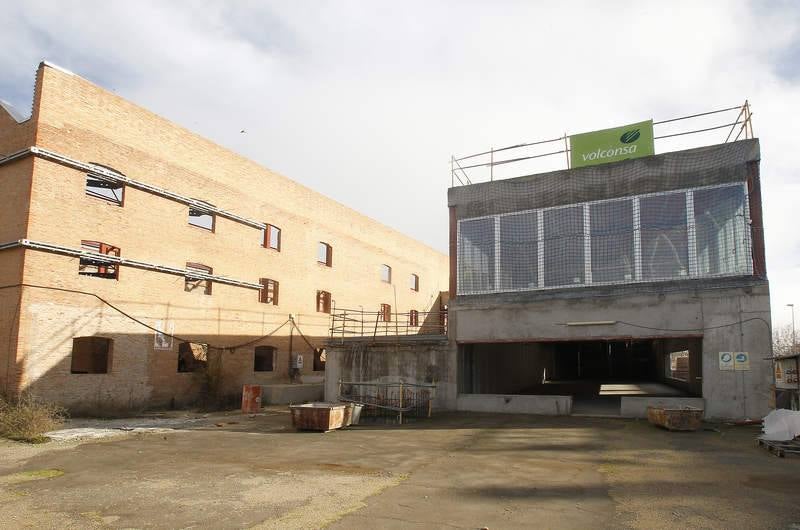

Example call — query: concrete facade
[323,337,453,410]
[447,139,772,420]
[0,63,448,413]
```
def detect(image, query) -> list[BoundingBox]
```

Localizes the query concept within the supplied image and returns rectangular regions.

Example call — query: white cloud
[1,0,799,327]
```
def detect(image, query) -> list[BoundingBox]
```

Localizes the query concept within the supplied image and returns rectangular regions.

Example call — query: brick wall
[1,62,448,411]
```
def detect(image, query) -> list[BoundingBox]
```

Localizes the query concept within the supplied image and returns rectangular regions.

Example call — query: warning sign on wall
[734,352,750,371]
[720,352,750,371]
[719,352,734,370]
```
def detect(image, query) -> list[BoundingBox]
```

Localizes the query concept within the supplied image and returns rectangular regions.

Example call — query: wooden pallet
[757,438,800,458]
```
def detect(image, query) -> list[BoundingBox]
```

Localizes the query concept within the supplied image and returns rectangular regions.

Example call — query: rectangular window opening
[188,201,215,231]
[259,278,279,305]
[410,273,419,291]
[185,262,213,295]
[313,348,326,371]
[380,264,392,283]
[317,242,332,267]
[71,337,112,374]
[79,240,120,280]
[317,290,332,313]
[254,346,275,372]
[178,342,208,372]
[263,224,281,251]
[85,172,124,205]
[409,309,419,327]
[380,303,392,322]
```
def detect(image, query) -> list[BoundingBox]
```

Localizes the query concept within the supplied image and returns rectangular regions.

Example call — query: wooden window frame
[380,303,392,322]
[263,224,281,251]
[410,273,419,291]
[185,262,213,295]
[409,309,419,327]
[316,290,332,313]
[317,242,332,267]
[79,240,120,280]
[259,278,279,305]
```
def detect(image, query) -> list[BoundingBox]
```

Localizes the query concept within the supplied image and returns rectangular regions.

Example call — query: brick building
[0,62,448,413]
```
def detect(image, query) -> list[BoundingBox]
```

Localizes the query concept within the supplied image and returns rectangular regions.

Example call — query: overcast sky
[1,1,798,328]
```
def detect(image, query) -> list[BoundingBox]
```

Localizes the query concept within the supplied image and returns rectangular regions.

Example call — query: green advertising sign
[569,120,655,168]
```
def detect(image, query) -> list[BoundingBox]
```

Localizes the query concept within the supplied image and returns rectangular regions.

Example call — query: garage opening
[459,338,702,416]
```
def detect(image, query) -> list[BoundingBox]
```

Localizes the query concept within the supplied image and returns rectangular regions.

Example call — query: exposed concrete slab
[448,139,760,216]
[621,396,706,418]
[451,282,772,420]
[457,394,572,415]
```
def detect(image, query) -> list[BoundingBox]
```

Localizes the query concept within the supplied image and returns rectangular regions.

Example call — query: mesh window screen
[640,192,688,281]
[543,206,584,287]
[457,218,495,294]
[693,185,750,276]
[456,182,752,295]
[499,212,537,290]
[590,199,634,283]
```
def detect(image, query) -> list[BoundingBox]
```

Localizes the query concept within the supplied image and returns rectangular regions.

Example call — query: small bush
[0,394,67,443]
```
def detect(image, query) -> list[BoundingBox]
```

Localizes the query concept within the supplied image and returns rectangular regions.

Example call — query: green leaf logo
[620,129,640,144]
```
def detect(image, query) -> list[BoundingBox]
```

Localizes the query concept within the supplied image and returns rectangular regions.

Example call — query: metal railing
[329,306,447,340]
[451,100,754,186]
[337,379,435,424]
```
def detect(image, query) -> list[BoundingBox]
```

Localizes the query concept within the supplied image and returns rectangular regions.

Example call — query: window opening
[259,278,279,305]
[380,303,392,322]
[178,342,208,372]
[317,242,332,266]
[85,163,124,205]
[185,262,213,294]
[314,348,326,371]
[188,201,215,231]
[317,290,332,313]
[71,337,112,374]
[263,224,281,250]
[380,264,392,283]
[79,240,120,279]
[254,346,275,372]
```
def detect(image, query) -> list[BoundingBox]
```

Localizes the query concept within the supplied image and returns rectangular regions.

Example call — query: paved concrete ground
[1,409,799,529]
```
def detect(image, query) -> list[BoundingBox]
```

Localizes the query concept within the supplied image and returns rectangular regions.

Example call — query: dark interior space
[459,337,702,413]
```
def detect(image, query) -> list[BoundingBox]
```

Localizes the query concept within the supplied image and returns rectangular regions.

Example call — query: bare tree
[773,323,797,357]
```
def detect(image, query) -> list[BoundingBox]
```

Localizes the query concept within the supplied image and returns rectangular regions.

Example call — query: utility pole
[788,304,796,354]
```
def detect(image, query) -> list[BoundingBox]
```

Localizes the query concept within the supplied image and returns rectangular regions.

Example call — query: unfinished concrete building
[0,62,448,413]
[448,136,771,420]
[326,110,772,421]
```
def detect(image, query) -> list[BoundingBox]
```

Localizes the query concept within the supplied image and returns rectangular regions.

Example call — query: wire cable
[0,283,290,351]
